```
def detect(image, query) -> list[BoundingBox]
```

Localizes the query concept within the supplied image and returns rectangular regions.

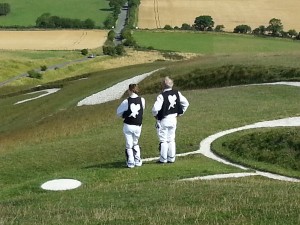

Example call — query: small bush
[102,45,116,56]
[81,49,88,56]
[115,44,125,56]
[28,70,42,79]
[107,30,116,42]
[40,65,47,71]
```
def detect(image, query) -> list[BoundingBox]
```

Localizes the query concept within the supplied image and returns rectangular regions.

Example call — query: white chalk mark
[14,88,60,105]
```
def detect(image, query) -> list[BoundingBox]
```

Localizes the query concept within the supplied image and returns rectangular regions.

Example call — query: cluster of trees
[163,15,300,40]
[102,0,140,56]
[35,13,95,29]
[104,0,140,29]
[0,3,10,16]
[234,18,300,39]
[103,0,128,29]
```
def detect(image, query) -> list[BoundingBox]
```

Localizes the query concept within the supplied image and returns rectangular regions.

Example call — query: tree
[287,29,297,38]
[0,3,10,16]
[215,25,225,32]
[233,25,251,34]
[194,15,214,31]
[103,14,115,29]
[115,44,125,55]
[181,23,192,30]
[253,25,266,35]
[267,18,283,36]
[83,18,95,29]
[107,30,116,42]
[36,13,51,28]
[163,25,173,30]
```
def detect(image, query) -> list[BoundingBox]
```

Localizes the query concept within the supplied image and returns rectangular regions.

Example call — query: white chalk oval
[41,179,82,191]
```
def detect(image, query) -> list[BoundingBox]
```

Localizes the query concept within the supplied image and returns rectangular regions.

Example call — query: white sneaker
[135,160,142,167]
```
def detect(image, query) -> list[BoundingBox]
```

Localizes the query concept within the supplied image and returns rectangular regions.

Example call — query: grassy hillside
[0,0,111,27]
[0,50,83,82]
[133,30,300,54]
[1,26,300,223]
[1,52,300,224]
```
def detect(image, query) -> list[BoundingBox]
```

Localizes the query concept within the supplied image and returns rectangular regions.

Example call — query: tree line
[35,13,95,29]
[163,15,300,40]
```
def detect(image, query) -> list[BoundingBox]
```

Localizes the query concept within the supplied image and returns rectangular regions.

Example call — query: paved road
[113,2,128,45]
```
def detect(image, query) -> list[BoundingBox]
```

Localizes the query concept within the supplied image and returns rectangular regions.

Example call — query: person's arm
[116,99,128,118]
[178,91,189,114]
[152,94,163,117]
[141,97,146,110]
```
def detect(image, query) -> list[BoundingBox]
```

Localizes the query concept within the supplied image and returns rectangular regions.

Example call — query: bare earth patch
[138,0,300,32]
[0,30,107,50]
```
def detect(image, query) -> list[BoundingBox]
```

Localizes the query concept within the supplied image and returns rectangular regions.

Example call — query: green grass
[1,54,300,224]
[212,127,300,178]
[133,30,300,54]
[0,0,111,27]
[0,50,83,83]
[1,28,300,224]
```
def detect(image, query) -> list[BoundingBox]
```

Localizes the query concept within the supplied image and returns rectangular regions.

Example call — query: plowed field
[138,0,300,32]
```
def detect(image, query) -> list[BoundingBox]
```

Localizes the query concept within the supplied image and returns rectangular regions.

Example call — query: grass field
[1,3,300,220]
[0,51,300,224]
[133,30,300,54]
[0,0,111,27]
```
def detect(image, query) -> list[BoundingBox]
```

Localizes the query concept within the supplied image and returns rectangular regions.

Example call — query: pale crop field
[138,0,300,32]
[0,30,107,50]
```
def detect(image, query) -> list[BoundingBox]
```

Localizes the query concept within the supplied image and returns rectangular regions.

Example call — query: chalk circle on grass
[41,179,82,191]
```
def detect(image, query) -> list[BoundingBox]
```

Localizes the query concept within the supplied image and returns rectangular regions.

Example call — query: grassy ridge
[0,0,110,27]
[133,30,300,54]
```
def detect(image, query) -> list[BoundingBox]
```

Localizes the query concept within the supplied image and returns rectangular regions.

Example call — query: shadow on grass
[99,8,112,12]
[83,160,126,169]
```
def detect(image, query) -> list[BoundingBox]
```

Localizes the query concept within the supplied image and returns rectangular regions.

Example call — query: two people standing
[117,76,189,168]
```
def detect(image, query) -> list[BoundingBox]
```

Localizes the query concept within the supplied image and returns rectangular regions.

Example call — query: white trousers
[156,117,177,163]
[123,123,142,168]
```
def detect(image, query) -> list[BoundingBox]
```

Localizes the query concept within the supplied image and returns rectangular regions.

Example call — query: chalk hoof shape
[41,179,82,191]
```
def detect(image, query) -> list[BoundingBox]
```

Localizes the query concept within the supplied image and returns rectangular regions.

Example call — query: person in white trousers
[117,84,145,168]
[152,76,189,163]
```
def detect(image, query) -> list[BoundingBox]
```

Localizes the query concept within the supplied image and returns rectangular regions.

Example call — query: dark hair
[129,84,139,94]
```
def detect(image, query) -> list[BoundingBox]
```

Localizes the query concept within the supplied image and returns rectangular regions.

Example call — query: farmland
[0,0,110,27]
[0,30,107,50]
[138,0,300,32]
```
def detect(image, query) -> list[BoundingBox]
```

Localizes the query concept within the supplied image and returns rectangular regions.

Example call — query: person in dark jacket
[152,76,189,163]
[117,84,145,168]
